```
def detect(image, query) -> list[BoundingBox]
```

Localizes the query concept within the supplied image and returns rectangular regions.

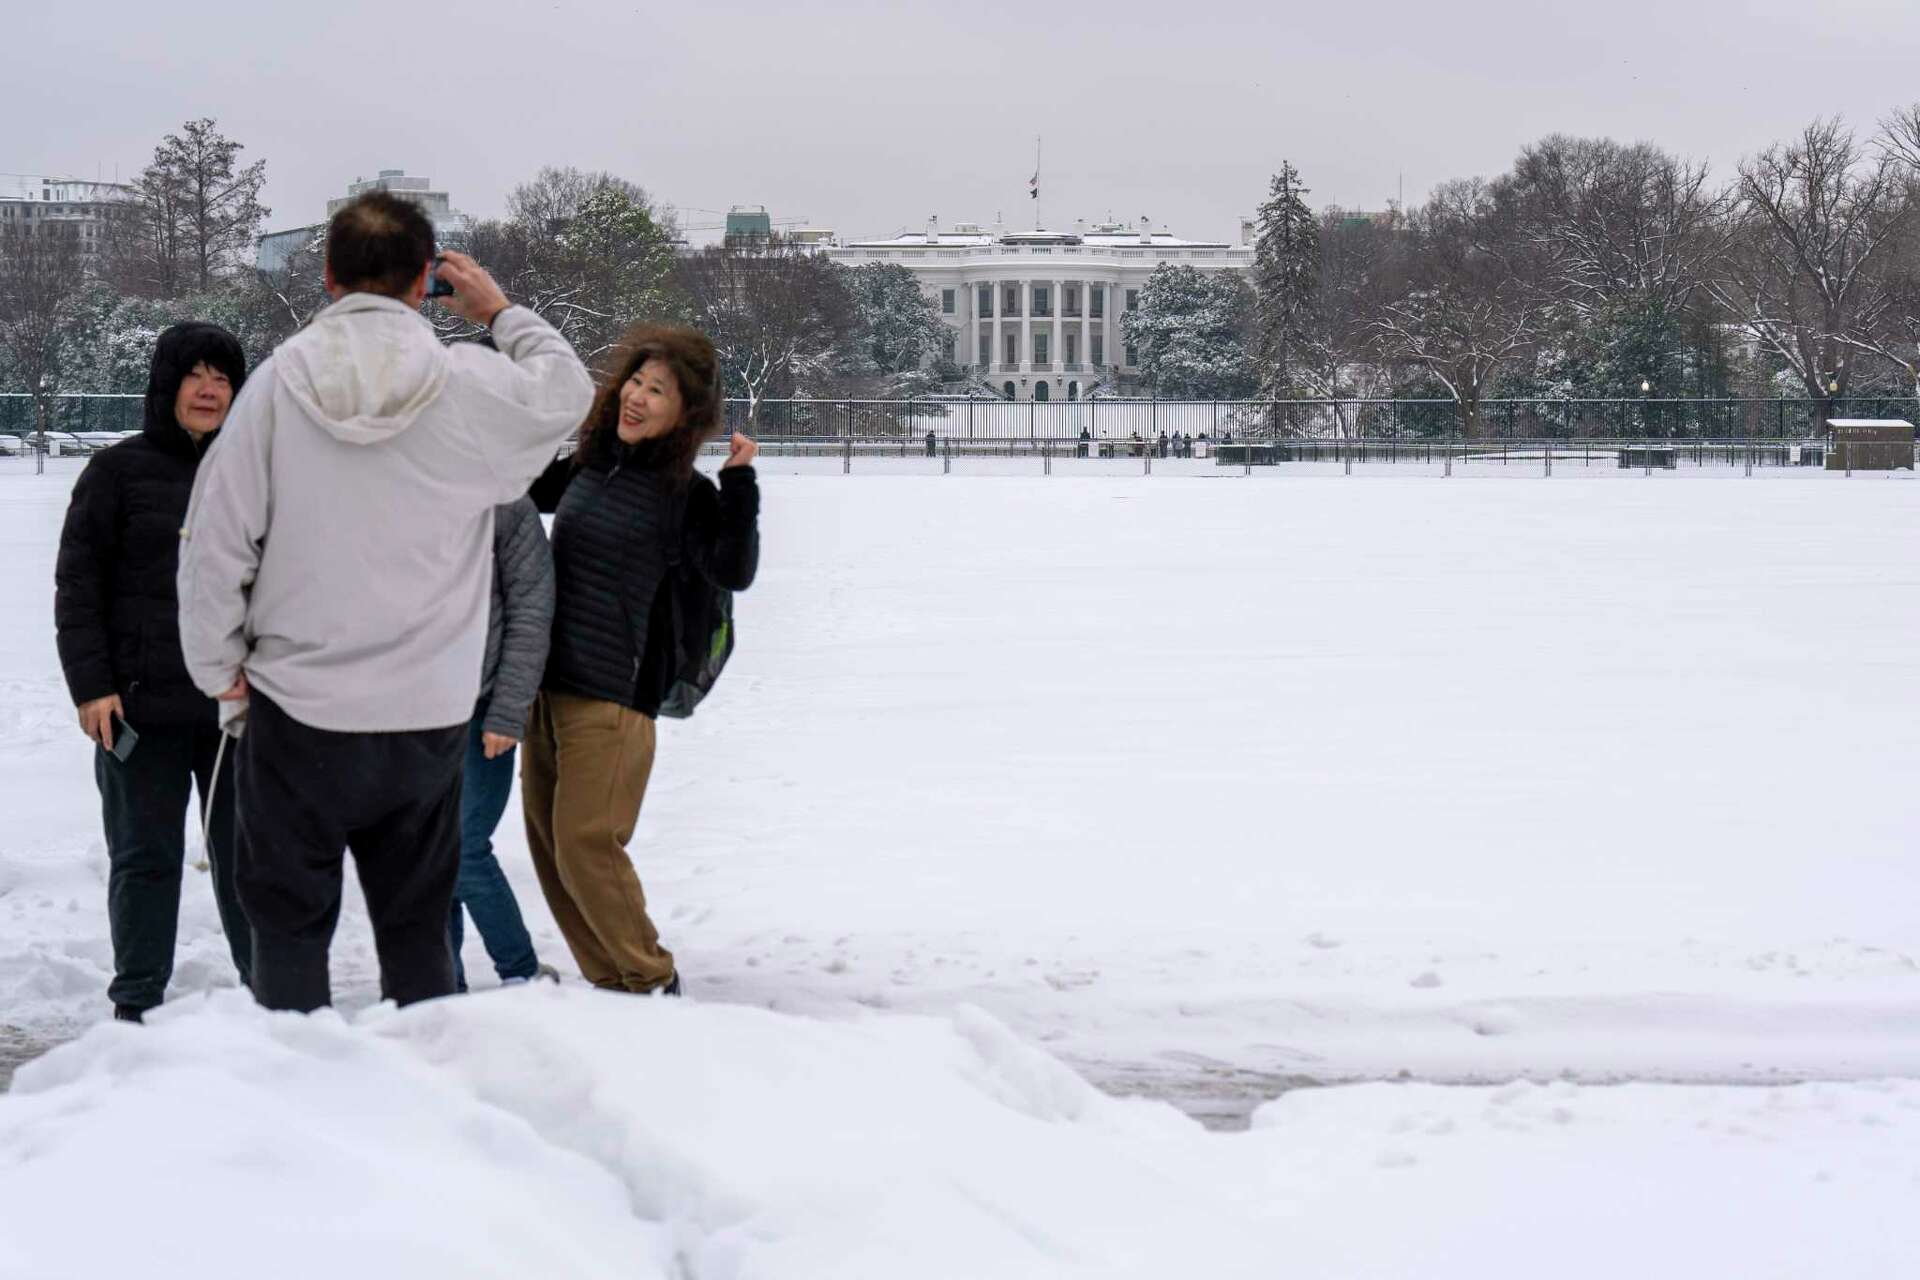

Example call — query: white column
[1080,286,1091,382]
[998,278,1013,378]
[1055,276,1065,375]
[1020,277,1032,385]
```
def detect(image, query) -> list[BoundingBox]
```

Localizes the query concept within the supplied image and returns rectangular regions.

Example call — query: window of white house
[1125,344,1138,367]
[1004,285,1020,315]
[978,284,992,316]
[1034,333,1050,365]
[1032,285,1050,316]
[1003,331,1018,365]
[1126,289,1139,311]
[1091,335,1105,366]
[1090,287,1105,318]
[941,289,955,314]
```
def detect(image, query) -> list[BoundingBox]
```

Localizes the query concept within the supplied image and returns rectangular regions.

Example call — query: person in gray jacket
[448,497,559,990]
[177,192,593,1012]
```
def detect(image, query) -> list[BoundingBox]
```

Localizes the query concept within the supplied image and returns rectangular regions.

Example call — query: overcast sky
[10,0,1920,244]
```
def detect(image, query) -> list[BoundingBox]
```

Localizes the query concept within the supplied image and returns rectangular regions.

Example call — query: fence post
[944,437,951,476]
[1845,436,1852,477]
[1043,439,1051,477]
[1344,439,1352,475]
[1544,441,1552,478]
[1029,399,1035,441]
[1144,443,1152,476]
[1444,439,1453,477]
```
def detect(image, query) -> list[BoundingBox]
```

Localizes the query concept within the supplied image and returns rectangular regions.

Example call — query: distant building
[724,205,773,244]
[255,223,328,274]
[0,175,135,257]
[326,169,470,237]
[785,227,838,250]
[259,167,470,272]
[1322,206,1400,231]
[823,215,1253,402]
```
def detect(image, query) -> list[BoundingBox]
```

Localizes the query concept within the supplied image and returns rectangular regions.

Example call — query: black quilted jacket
[54,323,246,726]
[532,447,758,714]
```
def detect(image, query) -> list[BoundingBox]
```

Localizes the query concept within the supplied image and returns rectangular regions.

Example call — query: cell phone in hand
[108,712,139,763]
[427,257,455,299]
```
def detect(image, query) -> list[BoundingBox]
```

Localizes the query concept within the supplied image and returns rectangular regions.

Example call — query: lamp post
[35,373,49,477]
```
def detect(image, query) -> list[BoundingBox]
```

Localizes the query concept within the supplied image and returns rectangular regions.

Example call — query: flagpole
[1034,136,1042,230]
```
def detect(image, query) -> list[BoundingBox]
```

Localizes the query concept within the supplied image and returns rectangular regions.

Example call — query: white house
[824,216,1253,402]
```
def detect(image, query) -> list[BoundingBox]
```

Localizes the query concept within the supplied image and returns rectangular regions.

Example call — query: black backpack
[657,485,735,719]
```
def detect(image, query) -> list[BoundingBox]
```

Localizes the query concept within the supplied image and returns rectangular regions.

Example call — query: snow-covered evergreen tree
[844,262,950,397]
[1252,163,1319,404]
[1120,263,1258,399]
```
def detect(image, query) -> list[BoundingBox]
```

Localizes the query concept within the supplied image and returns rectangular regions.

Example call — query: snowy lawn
[1,459,1917,1273]
[2,461,1918,1098]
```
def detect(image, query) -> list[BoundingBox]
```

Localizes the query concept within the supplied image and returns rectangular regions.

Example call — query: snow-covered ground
[2,457,1916,1275]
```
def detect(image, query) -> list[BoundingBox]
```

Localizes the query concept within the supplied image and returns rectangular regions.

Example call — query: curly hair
[573,324,724,484]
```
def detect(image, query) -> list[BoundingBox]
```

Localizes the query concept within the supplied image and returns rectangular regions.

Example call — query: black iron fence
[723,396,1920,442]
[0,394,145,435]
[699,434,1913,477]
[8,391,1913,449]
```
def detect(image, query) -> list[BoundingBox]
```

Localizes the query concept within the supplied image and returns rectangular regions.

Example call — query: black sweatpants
[96,719,252,1012]
[235,692,466,1013]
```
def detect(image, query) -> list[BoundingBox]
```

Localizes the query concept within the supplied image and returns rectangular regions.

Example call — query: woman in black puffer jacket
[54,322,255,1021]
[525,325,759,995]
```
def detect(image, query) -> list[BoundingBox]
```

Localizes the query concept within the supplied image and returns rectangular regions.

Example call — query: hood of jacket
[143,321,248,460]
[274,292,450,445]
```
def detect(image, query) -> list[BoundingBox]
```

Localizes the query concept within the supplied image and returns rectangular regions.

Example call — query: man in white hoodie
[178,192,593,1012]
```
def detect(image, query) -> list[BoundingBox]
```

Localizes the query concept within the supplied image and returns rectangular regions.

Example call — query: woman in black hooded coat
[54,322,255,1022]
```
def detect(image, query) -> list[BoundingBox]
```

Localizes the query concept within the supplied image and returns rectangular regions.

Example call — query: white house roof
[841,225,1232,250]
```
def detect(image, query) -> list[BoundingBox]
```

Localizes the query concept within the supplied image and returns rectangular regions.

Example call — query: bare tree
[1505,136,1730,321]
[674,238,857,424]
[1849,105,1920,400]
[108,119,268,299]
[0,223,87,435]
[1708,117,1916,423]
[1374,181,1540,436]
[1293,211,1401,437]
[463,168,681,368]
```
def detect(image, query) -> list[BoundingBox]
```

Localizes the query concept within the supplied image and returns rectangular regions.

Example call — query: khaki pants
[521,691,675,992]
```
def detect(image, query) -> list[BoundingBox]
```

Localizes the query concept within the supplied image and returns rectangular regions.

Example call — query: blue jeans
[448,703,539,989]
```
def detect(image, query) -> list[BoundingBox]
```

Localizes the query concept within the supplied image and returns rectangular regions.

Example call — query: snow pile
[0,990,1247,1279]
[2,989,1918,1279]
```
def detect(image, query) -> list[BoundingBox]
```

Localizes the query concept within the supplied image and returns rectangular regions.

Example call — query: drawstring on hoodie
[194,731,231,873]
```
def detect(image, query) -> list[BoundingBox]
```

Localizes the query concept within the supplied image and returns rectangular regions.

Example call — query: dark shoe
[660,972,681,998]
[112,1005,145,1024]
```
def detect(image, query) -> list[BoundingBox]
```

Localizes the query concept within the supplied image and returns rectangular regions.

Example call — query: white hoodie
[177,294,592,732]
